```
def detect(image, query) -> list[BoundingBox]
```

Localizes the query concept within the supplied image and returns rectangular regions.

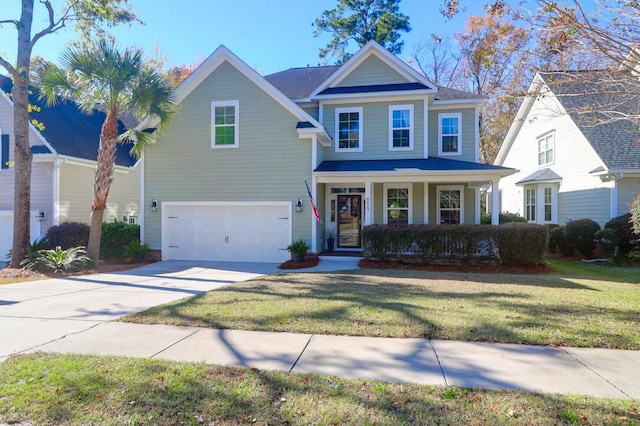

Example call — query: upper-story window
[211,100,239,148]
[389,105,413,151]
[537,132,554,166]
[335,107,363,152]
[438,113,462,156]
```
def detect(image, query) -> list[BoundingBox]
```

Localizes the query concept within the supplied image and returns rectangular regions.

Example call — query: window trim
[537,131,555,166]
[544,187,552,223]
[388,105,414,151]
[383,183,412,224]
[525,187,536,222]
[438,113,462,156]
[437,185,464,224]
[211,100,239,149]
[335,106,363,153]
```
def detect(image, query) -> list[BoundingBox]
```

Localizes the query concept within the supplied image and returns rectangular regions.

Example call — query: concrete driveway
[0,260,283,362]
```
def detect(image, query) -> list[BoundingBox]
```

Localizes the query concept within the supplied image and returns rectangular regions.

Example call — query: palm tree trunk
[87,108,119,263]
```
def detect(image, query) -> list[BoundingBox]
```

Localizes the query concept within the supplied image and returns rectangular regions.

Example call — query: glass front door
[337,194,362,248]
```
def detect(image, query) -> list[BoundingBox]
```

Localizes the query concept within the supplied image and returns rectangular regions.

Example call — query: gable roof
[538,70,640,171]
[0,75,136,167]
[496,70,640,170]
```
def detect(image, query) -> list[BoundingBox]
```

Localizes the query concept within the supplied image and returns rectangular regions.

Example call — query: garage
[0,210,42,259]
[162,202,291,263]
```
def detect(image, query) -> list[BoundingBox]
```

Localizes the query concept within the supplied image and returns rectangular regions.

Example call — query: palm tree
[39,41,175,263]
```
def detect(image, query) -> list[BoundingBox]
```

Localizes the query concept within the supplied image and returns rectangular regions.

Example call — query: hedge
[362,223,548,267]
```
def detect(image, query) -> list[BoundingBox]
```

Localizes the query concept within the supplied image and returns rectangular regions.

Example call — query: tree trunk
[9,0,35,268]
[86,108,119,264]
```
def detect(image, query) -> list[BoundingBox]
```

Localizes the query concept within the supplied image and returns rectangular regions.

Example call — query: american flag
[305,180,322,223]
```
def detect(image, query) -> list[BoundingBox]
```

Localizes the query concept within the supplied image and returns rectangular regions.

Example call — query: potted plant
[325,226,336,252]
[287,239,310,263]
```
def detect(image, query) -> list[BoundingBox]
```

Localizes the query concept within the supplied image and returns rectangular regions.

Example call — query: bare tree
[409,35,462,88]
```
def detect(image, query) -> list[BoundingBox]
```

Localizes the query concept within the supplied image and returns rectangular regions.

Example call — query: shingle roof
[315,157,514,173]
[264,66,340,99]
[516,167,562,185]
[0,75,136,167]
[539,70,640,170]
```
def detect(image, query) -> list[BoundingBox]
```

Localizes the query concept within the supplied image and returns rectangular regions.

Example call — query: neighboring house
[495,70,640,227]
[141,41,515,263]
[0,75,141,256]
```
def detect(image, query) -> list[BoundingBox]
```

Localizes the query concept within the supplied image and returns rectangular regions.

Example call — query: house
[494,70,640,227]
[141,41,515,263]
[0,75,141,255]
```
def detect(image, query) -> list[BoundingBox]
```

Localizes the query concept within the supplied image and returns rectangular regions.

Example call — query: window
[211,100,239,148]
[525,188,536,221]
[544,187,552,222]
[439,113,462,155]
[335,107,363,152]
[437,186,464,224]
[537,132,554,166]
[384,185,411,224]
[389,105,413,150]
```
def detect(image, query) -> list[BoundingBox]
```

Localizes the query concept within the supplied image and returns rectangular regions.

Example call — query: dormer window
[438,113,462,156]
[335,107,363,152]
[537,132,554,166]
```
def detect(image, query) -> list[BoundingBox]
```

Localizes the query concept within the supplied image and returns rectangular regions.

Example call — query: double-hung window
[384,185,411,224]
[437,186,464,224]
[335,107,363,152]
[544,187,552,222]
[439,113,462,155]
[211,100,239,148]
[389,105,413,151]
[525,188,536,221]
[537,132,554,166]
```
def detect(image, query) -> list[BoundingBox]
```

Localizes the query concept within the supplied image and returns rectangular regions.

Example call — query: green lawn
[0,353,637,426]
[124,259,640,349]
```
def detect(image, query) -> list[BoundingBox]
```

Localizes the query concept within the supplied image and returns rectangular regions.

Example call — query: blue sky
[1,0,488,75]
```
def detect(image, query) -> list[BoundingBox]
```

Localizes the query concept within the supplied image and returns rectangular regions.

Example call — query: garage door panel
[163,204,290,263]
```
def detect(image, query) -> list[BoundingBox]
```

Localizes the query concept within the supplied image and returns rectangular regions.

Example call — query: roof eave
[313,89,436,101]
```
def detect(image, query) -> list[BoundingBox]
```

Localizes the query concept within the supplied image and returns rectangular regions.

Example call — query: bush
[564,218,601,258]
[631,193,640,235]
[480,211,528,225]
[123,239,149,262]
[101,221,141,260]
[495,223,548,266]
[46,222,90,249]
[603,213,635,257]
[594,228,618,259]
[21,246,91,274]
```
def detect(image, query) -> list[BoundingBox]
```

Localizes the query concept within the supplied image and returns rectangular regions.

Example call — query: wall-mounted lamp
[150,199,158,212]
[295,198,304,212]
[36,210,45,222]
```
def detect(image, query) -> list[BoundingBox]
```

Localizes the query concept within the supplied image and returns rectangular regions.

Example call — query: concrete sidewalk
[2,258,639,400]
[29,323,640,399]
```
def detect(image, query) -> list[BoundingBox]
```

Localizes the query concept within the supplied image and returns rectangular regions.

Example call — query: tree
[39,41,175,263]
[0,0,137,268]
[409,35,462,88]
[313,0,411,63]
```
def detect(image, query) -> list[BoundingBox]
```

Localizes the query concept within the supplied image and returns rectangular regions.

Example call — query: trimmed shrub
[549,225,565,253]
[101,221,141,260]
[603,213,635,257]
[564,218,601,258]
[594,228,618,259]
[46,221,90,249]
[631,193,640,235]
[495,223,548,266]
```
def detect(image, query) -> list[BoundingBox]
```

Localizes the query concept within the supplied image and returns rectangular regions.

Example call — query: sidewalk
[1,258,639,400]
[26,323,640,399]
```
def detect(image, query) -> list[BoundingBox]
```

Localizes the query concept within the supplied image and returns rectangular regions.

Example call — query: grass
[0,353,637,425]
[123,259,640,349]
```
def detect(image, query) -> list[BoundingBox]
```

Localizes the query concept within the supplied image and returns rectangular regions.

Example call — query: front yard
[124,259,640,349]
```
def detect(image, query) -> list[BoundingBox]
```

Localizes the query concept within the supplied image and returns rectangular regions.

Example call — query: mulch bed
[278,258,320,270]
[358,259,553,274]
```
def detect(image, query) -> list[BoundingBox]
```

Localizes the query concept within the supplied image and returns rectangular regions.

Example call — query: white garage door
[0,210,42,258]
[162,202,291,263]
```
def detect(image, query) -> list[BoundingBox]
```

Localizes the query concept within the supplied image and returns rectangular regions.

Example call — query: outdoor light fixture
[150,199,158,212]
[36,210,45,222]
[295,198,304,212]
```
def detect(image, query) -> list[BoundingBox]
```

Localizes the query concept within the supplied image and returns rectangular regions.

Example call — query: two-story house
[495,70,640,227]
[141,41,515,263]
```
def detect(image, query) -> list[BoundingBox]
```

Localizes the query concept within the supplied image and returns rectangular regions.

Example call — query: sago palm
[39,41,175,263]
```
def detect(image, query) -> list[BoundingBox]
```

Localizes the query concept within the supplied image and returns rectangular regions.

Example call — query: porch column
[491,179,500,225]
[364,181,373,225]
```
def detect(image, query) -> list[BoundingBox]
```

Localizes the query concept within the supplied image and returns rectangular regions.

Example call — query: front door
[337,194,362,249]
